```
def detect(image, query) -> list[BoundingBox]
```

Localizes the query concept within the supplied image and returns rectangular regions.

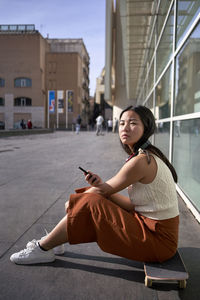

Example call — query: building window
[0,97,4,106]
[14,78,32,87]
[155,65,172,119]
[0,78,5,87]
[173,118,200,212]
[14,97,32,106]
[177,0,200,48]
[142,2,200,217]
[174,22,200,115]
[156,5,174,80]
[154,121,170,159]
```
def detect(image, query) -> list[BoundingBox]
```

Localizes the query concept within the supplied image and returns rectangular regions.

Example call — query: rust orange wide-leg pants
[66,188,179,263]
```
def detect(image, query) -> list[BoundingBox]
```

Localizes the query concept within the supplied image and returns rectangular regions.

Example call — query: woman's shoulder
[130,151,158,184]
[126,151,148,166]
[133,150,155,166]
[127,151,157,174]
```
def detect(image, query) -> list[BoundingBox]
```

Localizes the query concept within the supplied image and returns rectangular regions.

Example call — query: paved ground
[0,131,199,300]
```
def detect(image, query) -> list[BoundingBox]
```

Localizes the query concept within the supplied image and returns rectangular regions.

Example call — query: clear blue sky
[0,0,106,96]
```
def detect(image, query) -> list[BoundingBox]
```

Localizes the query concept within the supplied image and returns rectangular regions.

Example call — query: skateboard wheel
[145,277,152,287]
[179,280,186,289]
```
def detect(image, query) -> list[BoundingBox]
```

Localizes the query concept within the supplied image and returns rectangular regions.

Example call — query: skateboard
[144,251,189,288]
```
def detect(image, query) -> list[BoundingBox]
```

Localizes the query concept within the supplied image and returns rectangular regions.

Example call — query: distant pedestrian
[96,114,104,136]
[175,120,181,137]
[107,118,113,132]
[20,119,26,129]
[27,120,32,129]
[76,115,82,134]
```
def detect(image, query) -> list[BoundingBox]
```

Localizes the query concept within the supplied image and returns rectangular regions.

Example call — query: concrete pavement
[0,131,200,300]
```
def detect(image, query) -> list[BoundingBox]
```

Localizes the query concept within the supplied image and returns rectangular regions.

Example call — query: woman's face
[119,110,144,151]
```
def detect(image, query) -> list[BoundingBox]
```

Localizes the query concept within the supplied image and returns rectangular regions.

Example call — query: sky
[0,0,106,96]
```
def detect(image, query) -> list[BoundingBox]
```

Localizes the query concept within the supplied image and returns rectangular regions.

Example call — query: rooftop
[0,24,38,34]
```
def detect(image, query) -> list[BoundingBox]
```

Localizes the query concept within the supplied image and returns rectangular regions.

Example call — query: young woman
[10,105,179,265]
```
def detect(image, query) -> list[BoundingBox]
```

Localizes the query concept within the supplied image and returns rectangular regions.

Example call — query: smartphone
[78,166,96,182]
[78,166,89,175]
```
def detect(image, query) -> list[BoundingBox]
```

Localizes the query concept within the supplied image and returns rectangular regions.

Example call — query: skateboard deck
[144,251,189,288]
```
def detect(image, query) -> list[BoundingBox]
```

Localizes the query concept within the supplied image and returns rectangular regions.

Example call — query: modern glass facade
[138,0,200,216]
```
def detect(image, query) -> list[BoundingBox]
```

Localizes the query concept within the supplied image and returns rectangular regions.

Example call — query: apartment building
[0,24,90,129]
[46,39,90,128]
[0,25,48,129]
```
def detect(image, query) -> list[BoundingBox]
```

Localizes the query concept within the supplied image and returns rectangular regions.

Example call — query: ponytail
[146,145,178,183]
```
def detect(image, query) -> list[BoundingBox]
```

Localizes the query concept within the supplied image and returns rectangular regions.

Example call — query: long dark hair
[119,105,178,183]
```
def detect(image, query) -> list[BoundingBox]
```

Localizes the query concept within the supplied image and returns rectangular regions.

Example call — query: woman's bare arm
[108,193,135,211]
[84,154,156,211]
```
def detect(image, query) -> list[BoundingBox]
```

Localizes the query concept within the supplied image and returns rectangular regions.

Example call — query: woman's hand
[85,171,103,187]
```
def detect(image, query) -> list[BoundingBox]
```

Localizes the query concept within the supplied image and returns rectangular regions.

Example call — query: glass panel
[21,98,25,106]
[146,94,154,144]
[14,78,32,87]
[14,98,21,106]
[154,121,170,158]
[148,60,154,92]
[144,81,147,99]
[140,64,147,97]
[148,26,155,65]
[155,65,172,119]
[21,79,26,87]
[26,98,32,106]
[177,0,200,47]
[146,92,154,111]
[0,98,4,106]
[174,23,200,115]
[26,25,35,31]
[157,0,172,40]
[14,79,20,87]
[156,5,174,80]
[145,93,154,144]
[26,78,32,87]
[0,78,5,87]
[1,25,8,31]
[173,118,200,212]
[18,25,26,31]
[10,25,17,31]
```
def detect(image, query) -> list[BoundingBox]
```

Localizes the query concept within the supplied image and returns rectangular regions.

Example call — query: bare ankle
[38,242,49,251]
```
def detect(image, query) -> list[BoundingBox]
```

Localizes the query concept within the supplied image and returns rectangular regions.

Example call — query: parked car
[0,121,5,129]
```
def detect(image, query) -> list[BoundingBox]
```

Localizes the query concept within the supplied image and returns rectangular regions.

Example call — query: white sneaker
[10,240,55,265]
[42,229,65,255]
[26,237,65,256]
[53,244,65,255]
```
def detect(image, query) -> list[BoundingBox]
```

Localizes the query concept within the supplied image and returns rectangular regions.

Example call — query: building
[95,67,113,120]
[0,25,48,129]
[0,24,90,130]
[46,38,90,128]
[105,0,200,222]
